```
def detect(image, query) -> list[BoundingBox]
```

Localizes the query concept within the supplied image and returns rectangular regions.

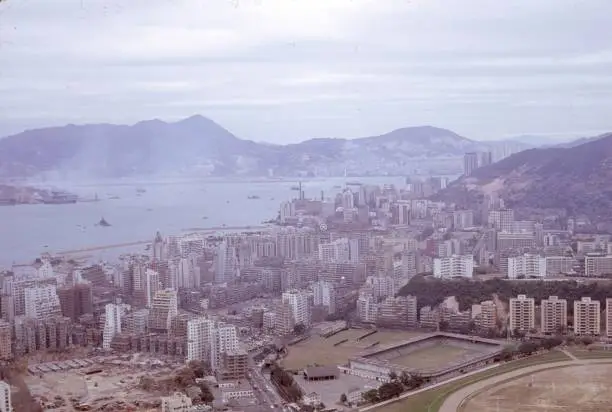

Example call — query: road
[246,359,285,411]
[439,358,612,412]
[54,225,270,255]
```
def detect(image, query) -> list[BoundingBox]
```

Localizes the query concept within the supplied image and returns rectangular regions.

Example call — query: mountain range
[436,132,612,224]
[0,115,530,179]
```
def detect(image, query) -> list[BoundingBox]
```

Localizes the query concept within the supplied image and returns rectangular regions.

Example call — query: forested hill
[398,275,612,315]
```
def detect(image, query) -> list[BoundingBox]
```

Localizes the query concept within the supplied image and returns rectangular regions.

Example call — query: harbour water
[0,176,408,267]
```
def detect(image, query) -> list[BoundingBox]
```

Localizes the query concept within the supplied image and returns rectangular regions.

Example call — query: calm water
[0,176,407,267]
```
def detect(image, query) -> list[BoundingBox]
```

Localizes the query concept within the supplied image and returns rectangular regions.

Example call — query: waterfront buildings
[102,303,122,349]
[282,289,311,327]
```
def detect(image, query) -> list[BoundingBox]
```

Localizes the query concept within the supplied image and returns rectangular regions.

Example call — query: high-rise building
[507,254,546,279]
[606,298,612,338]
[0,381,11,412]
[282,289,310,327]
[463,152,479,176]
[540,296,567,334]
[357,292,378,323]
[574,297,601,336]
[584,255,612,277]
[452,210,474,230]
[488,209,515,232]
[186,317,215,363]
[279,201,296,224]
[376,295,417,329]
[311,281,335,314]
[212,324,239,371]
[433,255,474,278]
[58,283,93,322]
[0,321,11,360]
[102,303,122,349]
[479,151,493,167]
[509,294,535,332]
[148,289,178,333]
[24,285,61,320]
[477,300,497,330]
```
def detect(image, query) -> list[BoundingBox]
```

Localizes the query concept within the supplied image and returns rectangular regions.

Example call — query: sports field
[373,351,571,412]
[462,364,612,411]
[391,345,480,370]
[282,329,423,370]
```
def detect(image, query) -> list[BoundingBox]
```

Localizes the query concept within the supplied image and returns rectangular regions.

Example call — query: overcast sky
[1,0,612,143]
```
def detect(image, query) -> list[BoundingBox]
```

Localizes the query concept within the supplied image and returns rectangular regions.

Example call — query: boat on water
[136,188,146,193]
[290,185,300,190]
[108,195,120,200]
[97,217,111,227]
[247,195,260,199]
[202,216,208,220]
[43,192,78,204]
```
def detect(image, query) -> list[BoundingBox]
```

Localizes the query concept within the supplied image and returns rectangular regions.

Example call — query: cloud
[1,0,612,142]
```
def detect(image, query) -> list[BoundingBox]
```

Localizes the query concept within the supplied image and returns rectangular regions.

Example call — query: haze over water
[0,176,409,267]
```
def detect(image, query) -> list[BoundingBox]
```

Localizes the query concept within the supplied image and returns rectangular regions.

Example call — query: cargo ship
[0,199,16,206]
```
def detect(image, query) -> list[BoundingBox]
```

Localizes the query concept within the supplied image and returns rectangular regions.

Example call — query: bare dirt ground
[281,329,424,369]
[463,364,612,412]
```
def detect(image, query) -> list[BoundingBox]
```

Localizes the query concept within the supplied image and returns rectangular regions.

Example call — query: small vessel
[146,208,153,212]
[202,216,208,220]
[108,195,120,200]
[226,200,230,203]
[136,188,146,193]
[43,192,77,204]
[290,185,300,191]
[247,195,260,200]
[98,217,111,227]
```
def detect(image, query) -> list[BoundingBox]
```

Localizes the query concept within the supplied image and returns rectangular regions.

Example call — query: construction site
[23,353,187,411]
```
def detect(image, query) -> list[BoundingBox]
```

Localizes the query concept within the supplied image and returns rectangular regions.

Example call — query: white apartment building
[574,297,601,336]
[606,298,612,338]
[24,285,61,320]
[453,210,474,230]
[357,293,378,323]
[364,276,395,299]
[311,281,335,314]
[102,303,122,349]
[488,209,514,232]
[282,289,310,327]
[144,268,160,308]
[213,324,239,371]
[540,296,567,334]
[509,295,535,332]
[546,256,576,276]
[477,300,497,330]
[150,289,178,331]
[584,255,612,277]
[279,201,296,223]
[0,381,11,412]
[186,317,215,363]
[318,238,359,264]
[507,254,546,279]
[433,255,474,278]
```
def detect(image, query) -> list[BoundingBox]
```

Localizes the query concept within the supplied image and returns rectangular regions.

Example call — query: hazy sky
[2,0,612,143]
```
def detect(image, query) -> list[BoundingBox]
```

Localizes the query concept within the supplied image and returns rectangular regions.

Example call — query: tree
[340,393,347,404]
[388,371,398,382]
[399,371,412,387]
[362,389,379,404]
[438,320,450,332]
[581,336,594,346]
[518,341,539,356]
[293,323,306,335]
